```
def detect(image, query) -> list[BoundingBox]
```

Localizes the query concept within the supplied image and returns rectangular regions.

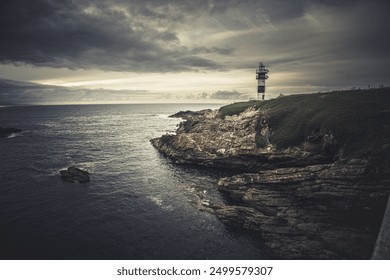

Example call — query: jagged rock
[255,115,271,148]
[151,107,334,171]
[216,160,390,259]
[0,127,22,138]
[169,109,213,119]
[60,166,90,183]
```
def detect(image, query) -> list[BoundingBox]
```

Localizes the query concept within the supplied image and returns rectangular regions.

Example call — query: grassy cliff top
[219,88,390,158]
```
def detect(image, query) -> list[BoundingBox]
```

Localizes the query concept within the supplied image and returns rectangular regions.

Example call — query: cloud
[0,0,333,72]
[0,78,151,104]
[208,90,247,99]
[0,0,235,72]
[0,78,252,104]
[0,0,389,92]
[212,0,390,87]
[186,90,249,100]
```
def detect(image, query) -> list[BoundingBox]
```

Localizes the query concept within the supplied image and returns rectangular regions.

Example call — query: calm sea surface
[0,104,264,259]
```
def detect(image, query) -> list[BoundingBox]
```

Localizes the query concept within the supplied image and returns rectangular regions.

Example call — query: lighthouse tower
[256,62,269,100]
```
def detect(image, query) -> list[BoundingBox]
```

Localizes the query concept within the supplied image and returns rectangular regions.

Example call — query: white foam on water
[0,132,22,139]
[147,195,174,211]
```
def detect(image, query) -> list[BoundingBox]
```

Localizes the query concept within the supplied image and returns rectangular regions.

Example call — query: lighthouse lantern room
[256,62,269,100]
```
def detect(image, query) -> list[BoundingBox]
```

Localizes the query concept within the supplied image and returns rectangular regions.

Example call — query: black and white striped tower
[256,62,269,100]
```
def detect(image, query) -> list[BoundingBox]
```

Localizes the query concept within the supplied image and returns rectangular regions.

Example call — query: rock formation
[151,89,390,259]
[0,127,22,138]
[60,166,90,183]
[216,159,389,259]
[151,107,337,171]
[169,109,213,119]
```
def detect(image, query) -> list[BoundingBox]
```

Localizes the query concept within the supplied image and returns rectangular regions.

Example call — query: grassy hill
[219,88,390,159]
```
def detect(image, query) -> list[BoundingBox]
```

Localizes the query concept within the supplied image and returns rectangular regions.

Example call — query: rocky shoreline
[216,159,388,259]
[151,93,390,259]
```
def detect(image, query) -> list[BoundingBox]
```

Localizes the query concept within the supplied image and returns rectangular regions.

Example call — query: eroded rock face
[169,109,213,120]
[215,160,390,259]
[151,107,336,172]
[60,166,90,183]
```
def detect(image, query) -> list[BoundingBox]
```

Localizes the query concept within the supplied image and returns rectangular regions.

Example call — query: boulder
[60,166,90,183]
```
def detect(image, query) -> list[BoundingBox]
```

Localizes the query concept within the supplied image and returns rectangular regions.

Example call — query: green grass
[218,100,263,116]
[219,88,390,158]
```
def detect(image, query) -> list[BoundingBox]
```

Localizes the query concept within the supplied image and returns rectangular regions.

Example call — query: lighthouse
[256,62,269,100]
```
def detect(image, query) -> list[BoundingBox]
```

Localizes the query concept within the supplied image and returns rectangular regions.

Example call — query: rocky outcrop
[170,109,213,119]
[216,159,390,259]
[0,127,22,138]
[151,103,390,259]
[151,108,337,172]
[60,166,90,183]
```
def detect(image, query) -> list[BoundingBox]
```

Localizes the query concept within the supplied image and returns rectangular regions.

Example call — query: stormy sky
[0,0,389,104]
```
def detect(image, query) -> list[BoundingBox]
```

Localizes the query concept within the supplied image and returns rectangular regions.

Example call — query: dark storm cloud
[0,0,389,84]
[221,0,390,88]
[0,0,314,72]
[0,0,233,72]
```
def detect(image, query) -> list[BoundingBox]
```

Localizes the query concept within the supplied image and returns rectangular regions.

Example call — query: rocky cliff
[151,88,390,259]
[216,159,389,259]
[151,107,337,171]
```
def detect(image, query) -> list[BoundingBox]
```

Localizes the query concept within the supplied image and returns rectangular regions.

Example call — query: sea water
[0,104,264,259]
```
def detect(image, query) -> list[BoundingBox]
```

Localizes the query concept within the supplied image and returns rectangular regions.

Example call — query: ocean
[0,104,264,260]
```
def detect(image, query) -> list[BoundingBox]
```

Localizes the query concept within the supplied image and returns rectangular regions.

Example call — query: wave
[0,132,22,139]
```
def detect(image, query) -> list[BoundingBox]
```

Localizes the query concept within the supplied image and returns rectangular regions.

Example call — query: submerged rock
[0,127,22,138]
[60,166,90,183]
